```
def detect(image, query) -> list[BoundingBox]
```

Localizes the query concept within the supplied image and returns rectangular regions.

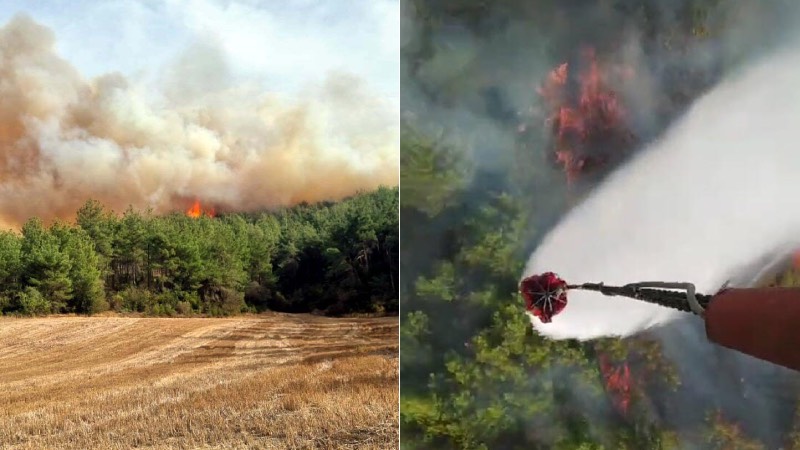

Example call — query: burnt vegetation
[0,186,398,317]
[402,0,800,449]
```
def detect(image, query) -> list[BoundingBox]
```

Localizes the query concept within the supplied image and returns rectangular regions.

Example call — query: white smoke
[523,38,800,340]
[0,15,398,228]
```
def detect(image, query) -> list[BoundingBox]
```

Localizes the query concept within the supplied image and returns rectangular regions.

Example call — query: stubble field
[0,314,398,449]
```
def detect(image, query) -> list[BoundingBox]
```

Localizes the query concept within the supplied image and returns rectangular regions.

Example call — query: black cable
[567,283,712,314]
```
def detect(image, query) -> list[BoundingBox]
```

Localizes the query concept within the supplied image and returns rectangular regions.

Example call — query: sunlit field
[0,314,398,449]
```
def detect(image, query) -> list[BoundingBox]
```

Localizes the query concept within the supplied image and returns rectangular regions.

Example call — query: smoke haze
[523,36,800,340]
[401,1,800,447]
[0,14,398,228]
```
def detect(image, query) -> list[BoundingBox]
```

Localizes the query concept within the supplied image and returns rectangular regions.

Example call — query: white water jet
[523,41,800,340]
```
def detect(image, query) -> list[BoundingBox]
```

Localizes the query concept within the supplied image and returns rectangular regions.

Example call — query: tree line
[0,186,398,317]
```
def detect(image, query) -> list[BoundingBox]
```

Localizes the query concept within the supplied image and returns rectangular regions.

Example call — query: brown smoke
[0,15,398,228]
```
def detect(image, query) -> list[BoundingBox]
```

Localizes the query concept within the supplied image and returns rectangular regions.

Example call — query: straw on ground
[0,314,398,449]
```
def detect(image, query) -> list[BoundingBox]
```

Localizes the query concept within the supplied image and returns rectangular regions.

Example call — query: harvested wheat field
[0,314,398,450]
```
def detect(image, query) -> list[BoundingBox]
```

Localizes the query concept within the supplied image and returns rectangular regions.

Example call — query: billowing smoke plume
[0,15,398,228]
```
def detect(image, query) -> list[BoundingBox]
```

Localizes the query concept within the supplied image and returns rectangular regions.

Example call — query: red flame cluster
[535,47,636,184]
[792,250,800,269]
[186,200,215,218]
[598,354,632,415]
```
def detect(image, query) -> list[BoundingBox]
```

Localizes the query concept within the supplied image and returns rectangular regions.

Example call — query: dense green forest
[0,187,398,317]
[401,1,800,449]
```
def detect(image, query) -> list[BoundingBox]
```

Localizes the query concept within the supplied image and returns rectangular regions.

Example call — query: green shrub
[119,287,153,313]
[151,303,176,317]
[107,293,124,312]
[16,287,50,316]
[89,296,110,315]
[175,301,192,316]
[0,294,12,313]
[221,289,245,316]
[181,291,201,310]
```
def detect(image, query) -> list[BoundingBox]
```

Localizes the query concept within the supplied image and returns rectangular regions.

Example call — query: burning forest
[0,4,401,345]
[521,46,637,187]
[0,2,401,449]
[185,200,215,218]
[0,187,399,318]
[401,0,800,449]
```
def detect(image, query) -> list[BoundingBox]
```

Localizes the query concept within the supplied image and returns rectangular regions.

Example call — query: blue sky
[0,0,399,105]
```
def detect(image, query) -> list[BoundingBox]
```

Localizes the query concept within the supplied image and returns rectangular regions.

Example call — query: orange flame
[535,47,636,184]
[599,354,632,415]
[792,249,800,269]
[185,200,215,218]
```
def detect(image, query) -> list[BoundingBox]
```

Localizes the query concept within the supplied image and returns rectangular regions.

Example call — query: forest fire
[535,47,636,184]
[598,354,632,415]
[186,200,215,218]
